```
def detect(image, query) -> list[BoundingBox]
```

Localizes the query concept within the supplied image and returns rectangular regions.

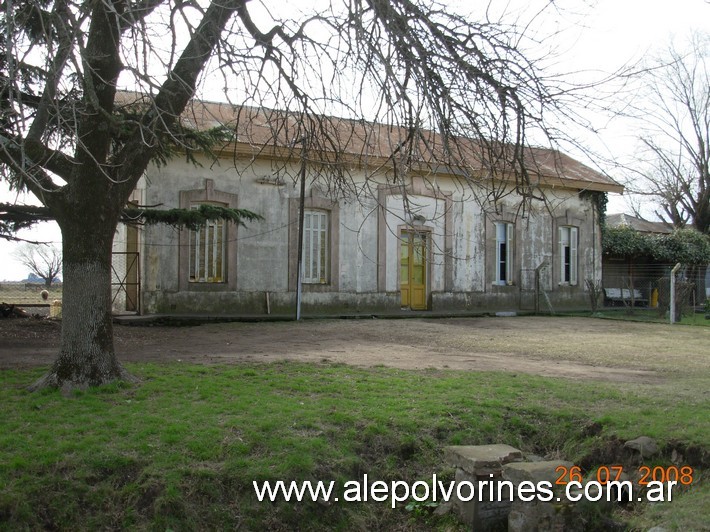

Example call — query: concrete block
[452,467,512,531]
[444,445,522,530]
[503,460,574,487]
[508,499,584,532]
[444,444,523,475]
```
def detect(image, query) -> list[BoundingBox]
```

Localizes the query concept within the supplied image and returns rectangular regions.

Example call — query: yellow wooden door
[400,231,427,310]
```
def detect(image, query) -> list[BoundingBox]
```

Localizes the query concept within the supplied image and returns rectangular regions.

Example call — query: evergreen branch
[0,202,262,235]
[122,204,262,230]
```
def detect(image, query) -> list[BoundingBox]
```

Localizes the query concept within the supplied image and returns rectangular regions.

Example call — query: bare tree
[0,0,569,390]
[625,34,710,234]
[14,243,62,287]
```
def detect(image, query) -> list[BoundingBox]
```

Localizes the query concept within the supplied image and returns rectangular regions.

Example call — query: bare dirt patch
[4,315,707,383]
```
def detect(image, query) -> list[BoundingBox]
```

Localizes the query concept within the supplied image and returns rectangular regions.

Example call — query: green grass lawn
[1,362,707,530]
[0,284,62,306]
[571,307,710,327]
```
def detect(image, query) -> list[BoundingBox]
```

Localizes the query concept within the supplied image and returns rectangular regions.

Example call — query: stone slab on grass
[444,444,524,475]
[503,460,574,487]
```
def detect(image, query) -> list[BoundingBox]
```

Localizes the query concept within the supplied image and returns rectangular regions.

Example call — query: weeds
[0,362,707,530]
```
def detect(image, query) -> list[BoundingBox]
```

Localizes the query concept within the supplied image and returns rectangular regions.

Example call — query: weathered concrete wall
[339,197,379,293]
[130,154,602,315]
[451,197,486,292]
[384,193,448,293]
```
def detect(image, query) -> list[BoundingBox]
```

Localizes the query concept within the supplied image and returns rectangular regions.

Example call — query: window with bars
[559,226,578,285]
[302,209,329,284]
[189,209,226,283]
[495,222,514,285]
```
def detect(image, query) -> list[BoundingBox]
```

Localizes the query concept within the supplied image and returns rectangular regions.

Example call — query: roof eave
[216,141,625,194]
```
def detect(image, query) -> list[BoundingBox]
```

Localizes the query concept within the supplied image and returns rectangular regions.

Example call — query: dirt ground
[3,315,709,383]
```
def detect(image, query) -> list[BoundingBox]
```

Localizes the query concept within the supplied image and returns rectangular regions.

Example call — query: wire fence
[0,282,62,307]
[602,262,709,320]
[1,252,140,317]
[111,252,140,313]
[2,258,706,322]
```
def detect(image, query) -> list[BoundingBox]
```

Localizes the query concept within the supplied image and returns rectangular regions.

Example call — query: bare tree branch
[622,33,710,234]
[13,242,62,286]
[0,0,599,389]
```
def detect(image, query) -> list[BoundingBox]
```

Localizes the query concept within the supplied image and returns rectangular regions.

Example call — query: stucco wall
[130,154,600,315]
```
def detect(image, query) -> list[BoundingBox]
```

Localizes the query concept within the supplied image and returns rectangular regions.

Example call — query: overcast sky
[1,0,708,280]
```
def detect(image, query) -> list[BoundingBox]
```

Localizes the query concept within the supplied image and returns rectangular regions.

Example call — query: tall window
[495,222,514,285]
[302,209,329,284]
[189,209,226,283]
[559,226,578,285]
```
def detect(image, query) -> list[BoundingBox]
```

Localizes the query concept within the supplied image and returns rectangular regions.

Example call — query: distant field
[0,282,62,305]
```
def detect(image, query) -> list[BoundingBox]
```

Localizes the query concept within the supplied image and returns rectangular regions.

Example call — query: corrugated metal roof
[607,213,673,234]
[116,92,624,193]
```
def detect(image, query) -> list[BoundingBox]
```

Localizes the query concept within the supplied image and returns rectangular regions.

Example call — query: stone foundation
[444,445,589,531]
[444,444,523,530]
[504,461,583,532]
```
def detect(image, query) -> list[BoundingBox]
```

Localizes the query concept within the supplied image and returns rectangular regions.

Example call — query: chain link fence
[2,252,140,316]
[602,261,708,320]
[0,282,62,305]
[111,251,140,314]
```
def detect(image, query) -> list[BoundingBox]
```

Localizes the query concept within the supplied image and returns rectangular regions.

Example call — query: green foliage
[405,499,439,517]
[580,190,608,227]
[112,105,234,168]
[122,204,262,230]
[167,125,233,167]
[0,203,262,237]
[602,225,652,258]
[603,226,710,264]
[652,228,710,264]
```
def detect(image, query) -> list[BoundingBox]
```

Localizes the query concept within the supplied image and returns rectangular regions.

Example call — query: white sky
[1,0,708,280]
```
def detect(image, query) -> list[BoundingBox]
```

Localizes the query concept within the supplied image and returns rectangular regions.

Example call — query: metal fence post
[670,262,681,324]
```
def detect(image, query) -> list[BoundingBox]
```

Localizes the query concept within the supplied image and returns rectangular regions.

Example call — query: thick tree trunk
[30,217,134,391]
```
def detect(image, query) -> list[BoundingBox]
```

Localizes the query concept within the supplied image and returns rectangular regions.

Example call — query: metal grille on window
[189,215,226,283]
[303,210,328,284]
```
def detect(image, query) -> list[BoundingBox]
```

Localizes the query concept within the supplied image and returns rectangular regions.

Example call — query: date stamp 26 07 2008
[554,464,695,503]
[555,464,695,486]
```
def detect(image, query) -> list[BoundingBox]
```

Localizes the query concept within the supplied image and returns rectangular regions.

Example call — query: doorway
[400,230,428,310]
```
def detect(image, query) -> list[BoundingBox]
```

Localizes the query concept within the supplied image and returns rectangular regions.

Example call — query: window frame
[188,204,227,284]
[301,209,329,284]
[178,179,239,292]
[494,222,514,286]
[288,195,340,292]
[558,225,578,286]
